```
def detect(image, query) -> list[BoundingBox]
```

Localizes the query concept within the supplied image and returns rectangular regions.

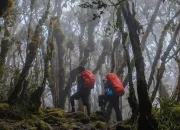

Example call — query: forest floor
[0,101,180,130]
[0,103,128,130]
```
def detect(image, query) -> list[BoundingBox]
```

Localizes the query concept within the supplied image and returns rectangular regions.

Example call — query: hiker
[70,66,95,117]
[98,73,124,121]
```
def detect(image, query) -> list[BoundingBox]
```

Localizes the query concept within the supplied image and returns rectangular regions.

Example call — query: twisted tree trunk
[120,2,157,129]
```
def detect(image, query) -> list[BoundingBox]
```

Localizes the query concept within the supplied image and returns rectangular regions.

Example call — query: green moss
[43,115,67,125]
[59,123,73,130]
[0,121,10,130]
[157,100,180,130]
[90,111,107,122]
[6,115,52,130]
[0,103,10,117]
[43,108,65,118]
[94,121,106,129]
[66,112,90,124]
[0,103,9,110]
[170,106,180,121]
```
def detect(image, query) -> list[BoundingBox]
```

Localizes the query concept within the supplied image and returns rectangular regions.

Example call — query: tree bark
[52,19,65,108]
[121,2,157,129]
[0,24,11,81]
[31,15,54,112]
[122,0,162,88]
[122,33,138,123]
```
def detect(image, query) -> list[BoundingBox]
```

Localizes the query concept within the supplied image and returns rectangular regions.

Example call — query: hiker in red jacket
[70,66,95,117]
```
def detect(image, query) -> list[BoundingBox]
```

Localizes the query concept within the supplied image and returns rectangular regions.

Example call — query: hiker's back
[81,70,95,89]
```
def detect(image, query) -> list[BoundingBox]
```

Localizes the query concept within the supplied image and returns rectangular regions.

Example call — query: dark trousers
[70,89,90,117]
[98,94,122,121]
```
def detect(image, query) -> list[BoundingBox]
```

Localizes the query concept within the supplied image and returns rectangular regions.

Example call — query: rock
[43,108,65,118]
[0,103,10,117]
[90,111,107,122]
[94,121,106,129]
[66,112,90,124]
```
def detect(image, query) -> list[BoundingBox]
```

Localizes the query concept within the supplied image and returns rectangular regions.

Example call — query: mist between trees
[0,0,180,129]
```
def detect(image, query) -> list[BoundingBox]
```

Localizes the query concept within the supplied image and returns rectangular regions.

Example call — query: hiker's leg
[82,94,91,117]
[70,92,80,112]
[84,102,90,117]
[106,102,113,122]
[98,95,108,111]
[112,96,122,121]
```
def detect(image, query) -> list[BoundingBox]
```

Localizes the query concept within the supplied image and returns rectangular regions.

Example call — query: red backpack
[106,73,124,96]
[81,70,95,89]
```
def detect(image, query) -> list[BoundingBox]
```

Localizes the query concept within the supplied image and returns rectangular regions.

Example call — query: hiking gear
[81,70,95,89]
[106,73,124,96]
[107,90,113,95]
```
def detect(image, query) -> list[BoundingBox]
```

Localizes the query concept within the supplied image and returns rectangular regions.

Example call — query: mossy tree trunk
[122,33,139,123]
[8,1,50,104]
[30,16,54,112]
[120,2,158,129]
[116,6,139,123]
[0,23,11,81]
[52,19,66,109]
